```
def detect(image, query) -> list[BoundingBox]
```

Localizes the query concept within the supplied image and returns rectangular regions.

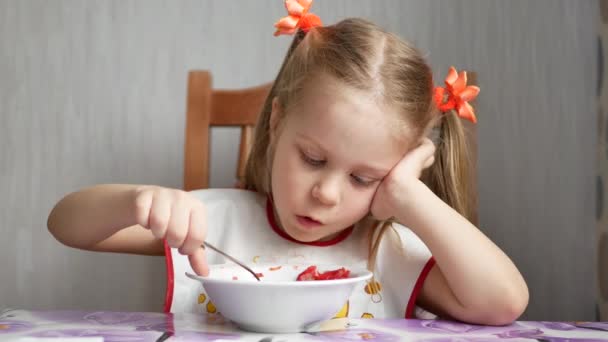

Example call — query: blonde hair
[244,18,474,280]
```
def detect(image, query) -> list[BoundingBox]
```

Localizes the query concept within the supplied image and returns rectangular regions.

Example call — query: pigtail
[421,112,475,222]
[423,66,479,222]
[245,30,307,193]
[365,219,392,303]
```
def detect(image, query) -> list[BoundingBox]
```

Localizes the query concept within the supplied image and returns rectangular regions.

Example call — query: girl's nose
[311,176,340,206]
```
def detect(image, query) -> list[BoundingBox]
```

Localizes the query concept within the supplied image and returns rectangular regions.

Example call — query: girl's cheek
[287,156,308,180]
[349,190,375,214]
[287,168,309,191]
[275,157,302,191]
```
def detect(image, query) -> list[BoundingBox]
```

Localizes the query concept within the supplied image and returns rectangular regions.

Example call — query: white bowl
[185,263,372,333]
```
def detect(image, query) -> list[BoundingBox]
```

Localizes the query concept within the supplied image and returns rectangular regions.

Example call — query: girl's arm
[372,139,528,325]
[398,180,528,325]
[47,184,210,275]
[48,184,162,254]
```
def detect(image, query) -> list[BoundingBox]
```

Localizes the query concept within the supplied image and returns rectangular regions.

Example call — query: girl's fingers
[417,138,436,161]
[397,138,435,175]
[133,188,154,228]
[179,205,207,255]
[166,202,189,248]
[423,155,435,169]
[148,193,171,240]
[188,247,209,276]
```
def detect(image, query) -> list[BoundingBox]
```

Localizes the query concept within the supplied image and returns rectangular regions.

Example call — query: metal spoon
[202,241,261,281]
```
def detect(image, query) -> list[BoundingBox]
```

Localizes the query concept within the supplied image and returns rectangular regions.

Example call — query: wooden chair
[182,70,478,225]
[183,70,272,190]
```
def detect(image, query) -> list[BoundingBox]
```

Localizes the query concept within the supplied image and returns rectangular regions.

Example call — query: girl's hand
[371,138,436,221]
[133,186,209,276]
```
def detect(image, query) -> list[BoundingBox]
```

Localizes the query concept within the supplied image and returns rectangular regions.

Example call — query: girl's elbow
[47,207,60,238]
[508,285,529,322]
[47,206,74,248]
[487,285,529,325]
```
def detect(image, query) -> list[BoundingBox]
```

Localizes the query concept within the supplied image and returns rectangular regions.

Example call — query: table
[1,309,607,341]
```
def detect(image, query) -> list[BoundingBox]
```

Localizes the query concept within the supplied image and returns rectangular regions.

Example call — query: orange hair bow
[433,66,480,124]
[274,0,322,36]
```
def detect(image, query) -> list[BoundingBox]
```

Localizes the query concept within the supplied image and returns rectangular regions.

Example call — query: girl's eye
[300,151,325,167]
[351,174,377,187]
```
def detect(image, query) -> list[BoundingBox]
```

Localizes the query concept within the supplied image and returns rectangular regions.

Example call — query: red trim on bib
[266,197,353,246]
[405,256,436,318]
[163,239,174,313]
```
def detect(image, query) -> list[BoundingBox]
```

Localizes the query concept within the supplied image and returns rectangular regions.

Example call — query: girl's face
[269,76,414,242]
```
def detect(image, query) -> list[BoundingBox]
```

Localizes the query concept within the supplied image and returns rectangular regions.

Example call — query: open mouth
[296,215,323,228]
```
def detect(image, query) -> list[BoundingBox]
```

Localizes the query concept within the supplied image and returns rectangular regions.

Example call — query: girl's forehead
[289,76,416,147]
[285,80,416,164]
[297,74,375,105]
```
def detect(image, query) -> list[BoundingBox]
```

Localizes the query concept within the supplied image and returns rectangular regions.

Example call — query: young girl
[48,0,528,325]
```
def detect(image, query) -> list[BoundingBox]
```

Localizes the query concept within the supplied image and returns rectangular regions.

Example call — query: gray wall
[597,0,608,321]
[0,0,598,321]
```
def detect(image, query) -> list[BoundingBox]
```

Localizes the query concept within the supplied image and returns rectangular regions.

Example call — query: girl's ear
[269,97,282,142]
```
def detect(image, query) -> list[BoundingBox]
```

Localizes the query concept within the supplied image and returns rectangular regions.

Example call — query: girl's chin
[288,225,343,243]
[287,227,323,242]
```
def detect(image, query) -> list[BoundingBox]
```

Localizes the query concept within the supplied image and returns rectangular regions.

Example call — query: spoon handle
[202,241,261,281]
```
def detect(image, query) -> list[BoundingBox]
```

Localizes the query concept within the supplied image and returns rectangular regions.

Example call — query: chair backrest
[183,70,272,190]
[182,70,478,225]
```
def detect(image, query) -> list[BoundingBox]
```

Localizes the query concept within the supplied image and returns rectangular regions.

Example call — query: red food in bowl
[296,265,350,281]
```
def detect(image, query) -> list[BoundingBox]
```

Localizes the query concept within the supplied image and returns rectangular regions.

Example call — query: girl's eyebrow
[353,164,390,177]
[296,133,389,176]
[295,133,328,154]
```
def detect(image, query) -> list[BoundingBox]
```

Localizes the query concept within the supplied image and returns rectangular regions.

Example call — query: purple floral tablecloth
[1,309,607,341]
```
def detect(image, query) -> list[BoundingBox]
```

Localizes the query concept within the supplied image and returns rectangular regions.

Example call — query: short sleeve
[373,222,436,318]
